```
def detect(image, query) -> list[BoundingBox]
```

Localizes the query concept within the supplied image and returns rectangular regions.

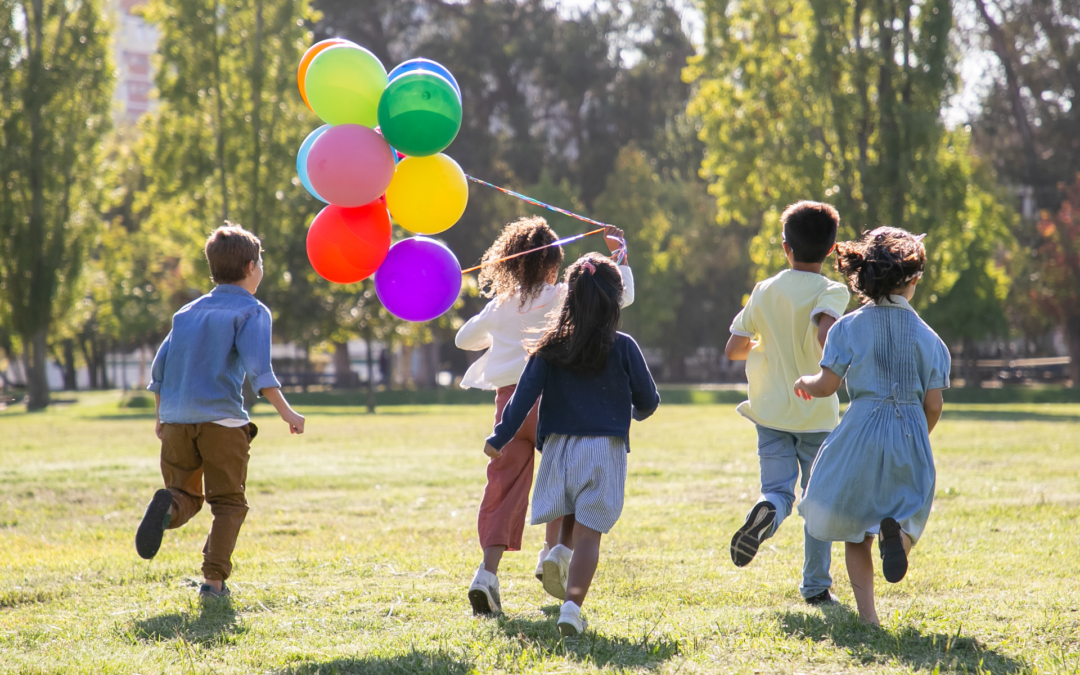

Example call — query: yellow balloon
[386,154,469,235]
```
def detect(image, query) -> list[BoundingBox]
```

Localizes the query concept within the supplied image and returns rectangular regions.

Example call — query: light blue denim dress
[799,295,951,544]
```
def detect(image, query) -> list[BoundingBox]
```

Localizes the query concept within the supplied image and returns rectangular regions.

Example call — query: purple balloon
[375,237,462,322]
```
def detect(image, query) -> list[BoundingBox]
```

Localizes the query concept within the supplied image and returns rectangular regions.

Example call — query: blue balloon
[297,124,331,203]
[388,58,461,101]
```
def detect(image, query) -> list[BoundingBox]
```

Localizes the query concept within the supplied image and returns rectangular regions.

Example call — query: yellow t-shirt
[730,269,850,433]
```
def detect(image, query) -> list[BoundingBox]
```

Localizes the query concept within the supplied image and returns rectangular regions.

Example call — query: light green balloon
[305,45,387,127]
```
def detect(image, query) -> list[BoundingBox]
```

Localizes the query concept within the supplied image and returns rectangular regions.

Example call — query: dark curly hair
[478,216,565,308]
[835,226,927,305]
[530,252,623,376]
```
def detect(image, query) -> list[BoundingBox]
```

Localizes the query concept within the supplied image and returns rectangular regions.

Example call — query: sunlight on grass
[1,395,1078,673]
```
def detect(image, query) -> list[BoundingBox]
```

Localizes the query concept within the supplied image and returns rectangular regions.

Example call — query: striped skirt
[530,434,628,534]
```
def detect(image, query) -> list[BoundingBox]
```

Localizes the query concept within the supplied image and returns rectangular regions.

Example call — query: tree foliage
[0,0,113,408]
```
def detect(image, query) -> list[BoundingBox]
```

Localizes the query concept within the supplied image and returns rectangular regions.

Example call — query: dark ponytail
[530,252,622,375]
[835,226,927,305]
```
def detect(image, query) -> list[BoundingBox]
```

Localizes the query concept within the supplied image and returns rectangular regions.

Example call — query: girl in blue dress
[793,227,950,626]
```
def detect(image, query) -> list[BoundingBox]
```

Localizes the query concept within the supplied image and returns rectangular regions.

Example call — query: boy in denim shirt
[724,202,849,605]
[136,224,305,598]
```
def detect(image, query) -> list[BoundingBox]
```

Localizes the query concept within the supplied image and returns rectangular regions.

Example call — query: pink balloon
[306,124,395,207]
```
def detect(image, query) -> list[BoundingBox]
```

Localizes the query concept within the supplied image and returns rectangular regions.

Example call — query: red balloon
[306,202,392,284]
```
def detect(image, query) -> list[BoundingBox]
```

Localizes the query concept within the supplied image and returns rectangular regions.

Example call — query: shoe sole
[468,588,497,616]
[879,517,908,583]
[730,502,776,567]
[135,489,173,560]
[542,559,566,600]
[558,620,580,637]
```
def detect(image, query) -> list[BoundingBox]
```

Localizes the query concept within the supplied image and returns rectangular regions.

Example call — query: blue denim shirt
[148,284,281,424]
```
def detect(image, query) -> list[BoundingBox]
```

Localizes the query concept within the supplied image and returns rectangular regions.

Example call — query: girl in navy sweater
[484,252,660,636]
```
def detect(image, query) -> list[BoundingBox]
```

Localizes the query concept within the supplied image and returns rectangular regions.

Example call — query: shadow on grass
[941,409,1080,424]
[273,650,472,674]
[777,605,1027,672]
[496,606,680,669]
[130,599,245,646]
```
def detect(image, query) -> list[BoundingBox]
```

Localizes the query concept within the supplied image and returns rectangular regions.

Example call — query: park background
[1,0,1079,410]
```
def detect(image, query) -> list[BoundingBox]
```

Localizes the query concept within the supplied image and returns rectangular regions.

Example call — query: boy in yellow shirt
[725,201,849,605]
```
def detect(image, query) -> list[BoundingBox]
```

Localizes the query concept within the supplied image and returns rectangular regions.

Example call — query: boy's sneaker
[135,489,173,560]
[535,544,550,582]
[198,581,231,599]
[541,544,572,600]
[804,590,839,605]
[557,601,587,637]
[879,517,908,583]
[730,501,776,567]
[467,564,502,616]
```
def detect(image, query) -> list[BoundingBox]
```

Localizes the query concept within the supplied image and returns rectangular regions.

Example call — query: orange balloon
[297,38,351,111]
[306,202,392,284]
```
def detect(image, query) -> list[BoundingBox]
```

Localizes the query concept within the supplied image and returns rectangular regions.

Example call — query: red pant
[477,385,540,551]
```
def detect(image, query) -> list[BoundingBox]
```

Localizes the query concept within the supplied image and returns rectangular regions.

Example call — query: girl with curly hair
[484,253,659,636]
[793,226,951,626]
[456,216,635,616]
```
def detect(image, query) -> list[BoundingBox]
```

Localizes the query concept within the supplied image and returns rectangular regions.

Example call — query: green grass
[1,392,1079,674]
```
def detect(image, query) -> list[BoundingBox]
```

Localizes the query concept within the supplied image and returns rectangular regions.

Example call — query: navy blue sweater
[487,332,660,451]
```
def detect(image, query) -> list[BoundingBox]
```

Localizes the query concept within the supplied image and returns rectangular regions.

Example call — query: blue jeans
[754,425,832,598]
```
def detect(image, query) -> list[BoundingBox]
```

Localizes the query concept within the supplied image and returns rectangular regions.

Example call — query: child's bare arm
[816,314,837,348]
[794,367,842,400]
[923,388,944,434]
[154,393,163,440]
[725,334,753,361]
[262,387,305,434]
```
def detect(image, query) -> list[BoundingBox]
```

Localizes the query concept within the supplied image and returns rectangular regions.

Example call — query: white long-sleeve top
[455,265,635,390]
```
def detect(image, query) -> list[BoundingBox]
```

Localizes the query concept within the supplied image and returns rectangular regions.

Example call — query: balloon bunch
[296,39,467,322]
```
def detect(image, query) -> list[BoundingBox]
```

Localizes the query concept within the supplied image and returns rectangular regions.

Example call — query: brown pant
[477,386,541,551]
[160,422,256,581]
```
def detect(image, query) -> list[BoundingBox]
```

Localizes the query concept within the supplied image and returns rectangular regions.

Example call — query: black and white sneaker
[879,517,908,583]
[135,489,173,560]
[730,501,776,567]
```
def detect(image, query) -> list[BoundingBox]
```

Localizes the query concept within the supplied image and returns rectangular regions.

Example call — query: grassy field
[1,393,1079,674]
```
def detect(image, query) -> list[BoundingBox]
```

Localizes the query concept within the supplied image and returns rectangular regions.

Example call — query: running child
[795,226,948,626]
[724,201,850,605]
[483,252,658,635]
[456,216,635,616]
[136,224,305,598]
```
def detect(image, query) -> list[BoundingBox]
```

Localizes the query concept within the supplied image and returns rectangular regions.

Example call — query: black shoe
[879,517,908,583]
[135,489,173,560]
[730,501,776,567]
[804,590,839,605]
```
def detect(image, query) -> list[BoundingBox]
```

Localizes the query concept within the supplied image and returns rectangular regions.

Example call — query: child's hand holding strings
[484,443,502,459]
[603,225,628,262]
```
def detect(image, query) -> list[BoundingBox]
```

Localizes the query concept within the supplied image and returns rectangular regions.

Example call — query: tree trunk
[24,327,50,410]
[364,334,376,413]
[332,340,359,389]
[248,0,264,233]
[62,339,77,390]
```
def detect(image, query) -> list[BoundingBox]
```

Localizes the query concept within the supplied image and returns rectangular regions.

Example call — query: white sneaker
[467,564,502,616]
[542,544,572,600]
[535,544,550,581]
[557,600,587,637]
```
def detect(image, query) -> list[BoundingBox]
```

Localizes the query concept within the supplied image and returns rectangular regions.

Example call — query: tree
[0,0,113,409]
[687,0,1015,324]
[1028,174,1080,385]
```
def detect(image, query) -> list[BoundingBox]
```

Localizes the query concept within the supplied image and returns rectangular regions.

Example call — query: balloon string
[461,229,605,274]
[465,175,613,229]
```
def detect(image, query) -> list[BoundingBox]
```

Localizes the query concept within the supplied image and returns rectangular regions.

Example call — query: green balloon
[305,46,387,127]
[377,71,462,157]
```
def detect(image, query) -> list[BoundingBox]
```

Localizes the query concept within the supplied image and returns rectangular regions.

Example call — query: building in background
[111,0,157,123]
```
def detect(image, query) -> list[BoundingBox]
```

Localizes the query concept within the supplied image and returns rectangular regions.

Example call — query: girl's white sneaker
[535,544,550,581]
[557,600,587,637]
[468,564,502,616]
[542,544,572,600]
